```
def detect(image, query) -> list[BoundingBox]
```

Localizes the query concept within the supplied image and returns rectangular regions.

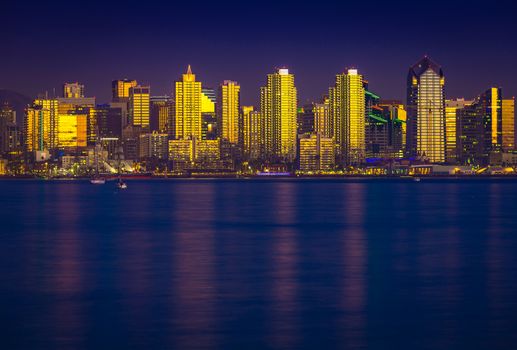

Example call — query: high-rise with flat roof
[260,68,297,161]
[218,81,240,144]
[129,86,150,129]
[329,68,366,164]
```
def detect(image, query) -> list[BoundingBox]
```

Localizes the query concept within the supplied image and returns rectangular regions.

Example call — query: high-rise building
[502,98,515,151]
[457,87,502,165]
[378,100,407,158]
[298,104,315,135]
[217,81,240,144]
[57,96,96,145]
[112,79,138,102]
[150,96,171,133]
[57,114,87,149]
[63,82,85,98]
[298,133,335,171]
[25,99,59,152]
[407,56,446,163]
[445,99,473,163]
[314,98,331,138]
[129,86,150,129]
[0,103,17,124]
[175,65,203,140]
[242,107,264,160]
[202,87,217,140]
[95,104,123,138]
[260,68,297,161]
[139,131,169,159]
[329,68,366,164]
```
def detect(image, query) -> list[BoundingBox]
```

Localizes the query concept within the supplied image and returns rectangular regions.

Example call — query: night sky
[2,0,517,105]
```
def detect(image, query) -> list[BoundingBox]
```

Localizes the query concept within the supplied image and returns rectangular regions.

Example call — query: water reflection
[51,184,84,349]
[171,183,217,349]
[341,183,367,349]
[268,182,299,349]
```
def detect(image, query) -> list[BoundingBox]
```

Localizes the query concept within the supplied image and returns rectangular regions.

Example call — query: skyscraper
[129,85,150,129]
[445,99,473,163]
[314,98,331,138]
[150,96,171,133]
[457,87,502,165]
[242,107,264,161]
[25,99,59,152]
[329,68,366,164]
[217,80,240,144]
[260,68,297,161]
[175,65,202,140]
[112,79,138,102]
[298,133,335,171]
[63,82,85,98]
[407,56,446,163]
[502,98,515,151]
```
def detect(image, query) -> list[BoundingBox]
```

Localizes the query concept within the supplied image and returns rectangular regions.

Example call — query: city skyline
[2,0,517,105]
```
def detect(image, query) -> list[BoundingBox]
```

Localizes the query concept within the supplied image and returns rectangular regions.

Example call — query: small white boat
[117,180,127,189]
[413,177,421,182]
[90,178,106,185]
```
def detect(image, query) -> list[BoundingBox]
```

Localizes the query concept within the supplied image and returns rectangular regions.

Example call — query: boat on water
[90,177,106,185]
[413,177,421,182]
[116,176,127,189]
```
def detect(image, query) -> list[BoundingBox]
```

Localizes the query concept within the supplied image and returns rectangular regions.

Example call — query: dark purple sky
[2,0,517,105]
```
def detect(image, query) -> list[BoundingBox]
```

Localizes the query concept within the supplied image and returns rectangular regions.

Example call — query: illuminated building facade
[150,96,171,133]
[139,131,169,159]
[242,108,264,160]
[57,114,87,149]
[502,98,515,151]
[218,81,240,144]
[129,86,150,129]
[298,133,335,171]
[112,79,138,102]
[202,88,217,140]
[329,68,366,164]
[260,68,298,161]
[314,98,331,138]
[457,88,502,165]
[298,104,315,135]
[445,99,472,163]
[168,139,194,170]
[63,82,84,98]
[25,99,59,152]
[378,100,407,158]
[175,66,202,140]
[407,56,446,163]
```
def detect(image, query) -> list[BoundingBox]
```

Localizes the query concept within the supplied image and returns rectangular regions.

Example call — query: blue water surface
[1,179,517,349]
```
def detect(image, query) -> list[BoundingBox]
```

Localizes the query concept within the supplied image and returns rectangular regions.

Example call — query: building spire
[187,64,192,75]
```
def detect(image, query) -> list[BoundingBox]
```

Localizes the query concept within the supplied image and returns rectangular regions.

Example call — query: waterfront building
[129,85,150,129]
[298,133,335,171]
[407,56,446,163]
[168,139,194,170]
[260,68,298,161]
[175,66,203,140]
[63,82,84,98]
[139,131,169,159]
[502,98,515,151]
[457,88,502,165]
[329,68,366,165]
[445,99,473,163]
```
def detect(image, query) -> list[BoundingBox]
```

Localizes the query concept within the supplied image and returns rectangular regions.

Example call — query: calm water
[1,179,517,349]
